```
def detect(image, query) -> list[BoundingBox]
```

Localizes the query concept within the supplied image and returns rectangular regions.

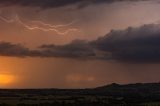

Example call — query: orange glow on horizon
[0,74,15,85]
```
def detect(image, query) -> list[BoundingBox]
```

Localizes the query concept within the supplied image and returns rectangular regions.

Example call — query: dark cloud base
[92,24,160,62]
[0,0,149,9]
[1,23,160,63]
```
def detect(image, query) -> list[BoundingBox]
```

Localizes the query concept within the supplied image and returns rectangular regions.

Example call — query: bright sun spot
[0,74,15,85]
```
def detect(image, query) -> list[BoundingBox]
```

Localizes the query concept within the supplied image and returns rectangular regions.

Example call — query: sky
[0,0,160,88]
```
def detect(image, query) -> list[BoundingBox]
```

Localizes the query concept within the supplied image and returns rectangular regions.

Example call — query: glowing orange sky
[0,74,15,85]
[0,1,160,88]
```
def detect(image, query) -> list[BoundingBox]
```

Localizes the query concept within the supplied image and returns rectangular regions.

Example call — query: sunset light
[0,74,15,85]
[0,0,160,105]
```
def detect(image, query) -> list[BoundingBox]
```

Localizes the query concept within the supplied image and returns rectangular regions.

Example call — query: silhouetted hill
[94,82,160,97]
[96,82,160,92]
[96,82,160,90]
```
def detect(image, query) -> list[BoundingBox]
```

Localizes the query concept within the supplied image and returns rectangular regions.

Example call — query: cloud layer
[92,24,160,62]
[0,42,29,57]
[0,0,148,9]
[1,23,160,62]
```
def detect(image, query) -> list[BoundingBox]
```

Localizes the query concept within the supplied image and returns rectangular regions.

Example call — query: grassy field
[0,95,159,106]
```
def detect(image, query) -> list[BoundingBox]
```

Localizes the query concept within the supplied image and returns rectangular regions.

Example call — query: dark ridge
[0,82,160,97]
[1,82,160,106]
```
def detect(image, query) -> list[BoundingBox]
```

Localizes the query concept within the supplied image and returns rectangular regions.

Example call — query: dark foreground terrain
[1,83,160,106]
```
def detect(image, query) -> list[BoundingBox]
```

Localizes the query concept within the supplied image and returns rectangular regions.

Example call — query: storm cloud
[92,24,160,62]
[39,40,95,58]
[0,40,95,58]
[0,0,149,9]
[1,23,160,62]
[0,42,29,57]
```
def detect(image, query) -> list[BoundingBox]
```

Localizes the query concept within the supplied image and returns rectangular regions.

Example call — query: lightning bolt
[31,20,77,28]
[0,14,79,35]
[0,15,15,23]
